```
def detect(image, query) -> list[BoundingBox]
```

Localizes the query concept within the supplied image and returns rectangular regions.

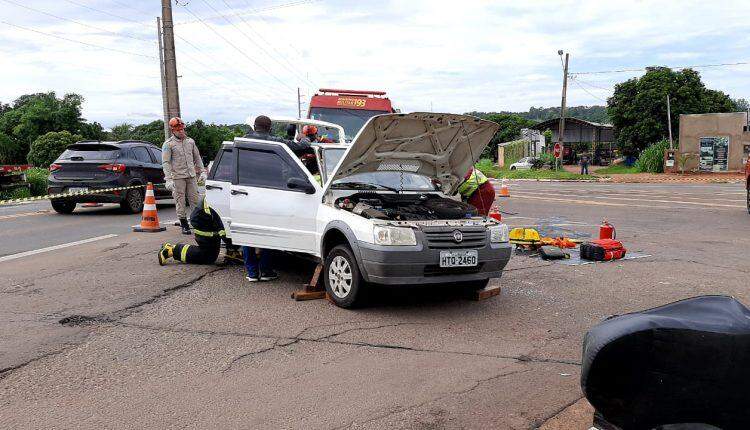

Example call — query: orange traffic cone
[133,183,166,232]
[498,178,510,198]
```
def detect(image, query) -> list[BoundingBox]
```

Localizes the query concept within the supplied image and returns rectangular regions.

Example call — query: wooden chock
[291,263,327,301]
[467,285,501,301]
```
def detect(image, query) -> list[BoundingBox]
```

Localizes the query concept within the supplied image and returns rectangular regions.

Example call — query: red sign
[553,143,562,158]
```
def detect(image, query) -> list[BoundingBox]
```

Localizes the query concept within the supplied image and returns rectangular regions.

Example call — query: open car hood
[327,112,499,195]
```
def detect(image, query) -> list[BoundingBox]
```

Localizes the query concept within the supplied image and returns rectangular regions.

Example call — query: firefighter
[457,168,496,216]
[299,125,319,144]
[158,197,232,266]
[163,117,205,235]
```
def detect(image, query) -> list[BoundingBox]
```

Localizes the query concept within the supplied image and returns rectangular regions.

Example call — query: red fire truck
[308,89,395,142]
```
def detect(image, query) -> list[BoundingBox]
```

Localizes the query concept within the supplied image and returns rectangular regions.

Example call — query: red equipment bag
[580,239,626,261]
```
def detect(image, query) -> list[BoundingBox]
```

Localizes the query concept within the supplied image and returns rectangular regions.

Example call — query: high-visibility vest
[457,169,489,197]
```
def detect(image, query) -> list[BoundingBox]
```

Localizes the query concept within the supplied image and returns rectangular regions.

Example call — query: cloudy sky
[1,0,748,127]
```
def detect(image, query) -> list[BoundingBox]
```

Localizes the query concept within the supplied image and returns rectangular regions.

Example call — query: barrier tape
[0,183,160,206]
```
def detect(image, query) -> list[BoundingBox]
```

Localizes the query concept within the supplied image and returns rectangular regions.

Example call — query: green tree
[79,121,106,141]
[186,119,242,161]
[27,131,83,167]
[732,98,749,111]
[0,132,23,164]
[477,113,537,160]
[0,92,86,163]
[607,67,735,153]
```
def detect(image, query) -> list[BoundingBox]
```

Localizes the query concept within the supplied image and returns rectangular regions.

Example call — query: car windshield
[59,146,120,160]
[309,107,387,141]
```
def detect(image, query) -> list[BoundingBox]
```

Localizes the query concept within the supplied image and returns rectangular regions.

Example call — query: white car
[509,157,536,170]
[205,112,512,308]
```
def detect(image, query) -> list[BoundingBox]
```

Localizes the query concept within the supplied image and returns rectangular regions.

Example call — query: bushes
[502,140,526,166]
[25,167,49,196]
[635,139,670,173]
[0,186,31,201]
[27,131,82,168]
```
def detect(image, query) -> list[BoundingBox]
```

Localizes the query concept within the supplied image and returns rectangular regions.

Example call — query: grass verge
[476,159,597,180]
[594,164,639,175]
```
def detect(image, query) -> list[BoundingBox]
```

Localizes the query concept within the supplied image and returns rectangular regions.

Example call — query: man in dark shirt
[244,115,312,156]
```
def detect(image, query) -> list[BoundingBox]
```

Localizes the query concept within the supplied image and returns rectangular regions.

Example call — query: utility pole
[161,0,180,132]
[157,17,169,140]
[557,51,569,170]
[666,94,674,150]
[297,87,302,119]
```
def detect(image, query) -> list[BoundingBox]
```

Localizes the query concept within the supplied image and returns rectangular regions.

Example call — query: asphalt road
[1,180,748,429]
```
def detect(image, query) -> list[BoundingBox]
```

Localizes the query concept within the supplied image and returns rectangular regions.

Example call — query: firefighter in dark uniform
[158,197,235,265]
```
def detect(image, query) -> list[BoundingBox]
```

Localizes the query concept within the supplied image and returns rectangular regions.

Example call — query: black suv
[47,140,168,214]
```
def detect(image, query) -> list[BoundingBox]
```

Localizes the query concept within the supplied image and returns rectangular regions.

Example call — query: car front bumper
[357,238,513,285]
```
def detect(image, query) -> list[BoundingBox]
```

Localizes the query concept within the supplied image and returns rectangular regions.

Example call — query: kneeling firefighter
[158,197,240,265]
[457,168,495,216]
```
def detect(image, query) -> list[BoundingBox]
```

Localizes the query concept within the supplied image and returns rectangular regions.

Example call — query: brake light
[49,163,62,172]
[98,163,126,173]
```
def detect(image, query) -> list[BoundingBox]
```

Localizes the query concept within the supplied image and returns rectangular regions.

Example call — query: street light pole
[666,94,674,150]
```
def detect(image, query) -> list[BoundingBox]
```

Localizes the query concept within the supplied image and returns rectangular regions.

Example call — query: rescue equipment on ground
[599,218,616,240]
[509,227,541,244]
[539,245,569,260]
[133,183,166,232]
[488,206,502,221]
[538,237,578,248]
[498,177,510,198]
[580,239,626,261]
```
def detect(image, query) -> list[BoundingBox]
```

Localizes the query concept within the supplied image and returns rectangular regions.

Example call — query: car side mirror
[287,177,316,194]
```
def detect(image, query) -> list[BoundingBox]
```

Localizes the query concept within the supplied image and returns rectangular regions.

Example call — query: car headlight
[489,224,509,243]
[373,226,417,246]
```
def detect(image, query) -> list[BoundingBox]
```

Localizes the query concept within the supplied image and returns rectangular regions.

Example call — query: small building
[678,112,750,172]
[530,117,614,164]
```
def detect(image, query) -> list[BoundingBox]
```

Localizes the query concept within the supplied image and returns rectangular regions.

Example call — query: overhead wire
[174,0,318,25]
[569,77,608,102]
[176,2,297,93]
[213,0,318,88]
[571,61,750,75]
[0,0,153,42]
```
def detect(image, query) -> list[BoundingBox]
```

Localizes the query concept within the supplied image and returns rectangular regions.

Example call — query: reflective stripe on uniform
[193,228,219,237]
[180,245,189,262]
[457,169,489,197]
[203,198,210,214]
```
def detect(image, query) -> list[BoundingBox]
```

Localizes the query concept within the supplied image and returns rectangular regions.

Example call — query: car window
[236,148,305,189]
[211,149,233,182]
[132,146,152,163]
[148,147,162,164]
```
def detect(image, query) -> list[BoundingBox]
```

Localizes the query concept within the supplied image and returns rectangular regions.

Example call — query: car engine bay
[335,192,478,221]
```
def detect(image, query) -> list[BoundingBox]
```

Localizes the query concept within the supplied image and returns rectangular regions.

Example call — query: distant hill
[467,105,610,124]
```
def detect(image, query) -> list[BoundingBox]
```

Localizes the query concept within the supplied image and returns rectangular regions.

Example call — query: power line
[174,0,318,25]
[0,19,156,59]
[571,78,612,91]
[571,61,750,75]
[177,2,296,93]
[1,0,153,42]
[213,0,317,88]
[569,77,608,102]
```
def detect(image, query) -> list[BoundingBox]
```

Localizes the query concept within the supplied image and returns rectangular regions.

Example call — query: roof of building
[530,117,613,130]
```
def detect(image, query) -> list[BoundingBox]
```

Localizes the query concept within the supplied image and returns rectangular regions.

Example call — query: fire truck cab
[308,89,395,142]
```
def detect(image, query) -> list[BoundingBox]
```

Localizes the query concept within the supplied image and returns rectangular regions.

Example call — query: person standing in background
[162,117,205,235]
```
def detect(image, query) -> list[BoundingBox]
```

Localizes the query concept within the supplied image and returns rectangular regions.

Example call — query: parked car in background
[509,157,537,170]
[47,140,168,214]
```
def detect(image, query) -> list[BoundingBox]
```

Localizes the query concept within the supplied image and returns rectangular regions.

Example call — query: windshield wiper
[331,182,401,193]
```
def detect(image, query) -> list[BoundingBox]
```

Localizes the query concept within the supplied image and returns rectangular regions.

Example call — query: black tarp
[581,295,750,430]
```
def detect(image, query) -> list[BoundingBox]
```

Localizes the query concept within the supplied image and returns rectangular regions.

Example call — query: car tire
[121,187,144,214]
[324,244,365,308]
[462,279,490,291]
[510,166,516,170]
[50,199,76,214]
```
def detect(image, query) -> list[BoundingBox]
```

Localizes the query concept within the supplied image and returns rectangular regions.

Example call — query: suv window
[236,148,304,189]
[210,149,233,182]
[148,147,162,164]
[132,146,152,163]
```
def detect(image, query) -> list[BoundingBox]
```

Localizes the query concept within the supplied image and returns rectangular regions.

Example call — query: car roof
[72,140,159,148]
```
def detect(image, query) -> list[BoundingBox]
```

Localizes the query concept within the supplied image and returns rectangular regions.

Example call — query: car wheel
[324,244,365,308]
[510,166,516,170]
[121,187,144,214]
[50,199,76,214]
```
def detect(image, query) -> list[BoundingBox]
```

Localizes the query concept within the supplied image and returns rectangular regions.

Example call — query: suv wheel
[51,199,76,214]
[510,166,516,170]
[121,188,144,214]
[324,245,365,308]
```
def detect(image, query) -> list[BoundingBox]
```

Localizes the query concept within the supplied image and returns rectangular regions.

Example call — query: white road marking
[0,210,50,221]
[0,234,118,263]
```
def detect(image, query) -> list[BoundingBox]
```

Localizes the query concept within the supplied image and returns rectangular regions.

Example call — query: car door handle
[231,189,248,196]
[206,184,223,190]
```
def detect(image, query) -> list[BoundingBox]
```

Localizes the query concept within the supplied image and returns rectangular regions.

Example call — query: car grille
[423,227,487,249]
[424,263,485,277]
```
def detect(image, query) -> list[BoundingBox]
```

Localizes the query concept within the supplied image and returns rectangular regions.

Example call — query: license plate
[68,187,89,194]
[439,250,478,267]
